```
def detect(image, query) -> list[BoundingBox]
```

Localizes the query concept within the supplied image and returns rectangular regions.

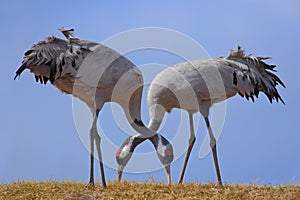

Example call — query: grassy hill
[1,181,299,199]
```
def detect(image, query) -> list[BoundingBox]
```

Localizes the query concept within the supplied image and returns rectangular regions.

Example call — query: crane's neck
[118,85,155,138]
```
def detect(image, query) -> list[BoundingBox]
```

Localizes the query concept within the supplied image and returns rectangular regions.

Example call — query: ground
[0,181,299,200]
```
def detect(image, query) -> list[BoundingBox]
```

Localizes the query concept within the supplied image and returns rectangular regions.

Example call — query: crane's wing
[73,42,123,88]
[69,38,138,89]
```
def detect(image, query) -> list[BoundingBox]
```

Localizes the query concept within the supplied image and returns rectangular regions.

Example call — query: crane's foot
[217,180,223,187]
[86,181,95,189]
[178,175,184,184]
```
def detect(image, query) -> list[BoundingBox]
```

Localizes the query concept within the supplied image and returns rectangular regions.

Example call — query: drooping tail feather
[14,63,27,80]
[227,46,285,104]
[14,36,69,83]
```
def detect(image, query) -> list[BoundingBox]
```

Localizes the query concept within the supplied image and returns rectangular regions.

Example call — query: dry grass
[0,180,299,200]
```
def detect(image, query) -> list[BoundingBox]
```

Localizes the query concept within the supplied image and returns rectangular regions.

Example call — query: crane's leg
[87,110,97,188]
[179,112,196,184]
[204,117,222,186]
[87,107,107,188]
[94,110,107,188]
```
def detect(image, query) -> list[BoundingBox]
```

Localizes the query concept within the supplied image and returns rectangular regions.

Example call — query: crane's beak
[164,164,171,185]
[118,165,124,182]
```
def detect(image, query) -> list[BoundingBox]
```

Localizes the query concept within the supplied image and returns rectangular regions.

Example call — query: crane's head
[116,134,173,184]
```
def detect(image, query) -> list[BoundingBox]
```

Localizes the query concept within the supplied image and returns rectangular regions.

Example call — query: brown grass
[0,181,299,200]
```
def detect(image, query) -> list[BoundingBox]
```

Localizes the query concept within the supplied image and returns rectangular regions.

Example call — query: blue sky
[1,1,299,185]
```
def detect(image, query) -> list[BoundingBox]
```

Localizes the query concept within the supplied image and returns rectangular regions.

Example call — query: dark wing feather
[226,47,285,104]
[14,36,68,83]
[15,35,102,87]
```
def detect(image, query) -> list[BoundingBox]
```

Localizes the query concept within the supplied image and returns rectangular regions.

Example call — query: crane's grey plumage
[14,29,174,187]
[117,46,285,186]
